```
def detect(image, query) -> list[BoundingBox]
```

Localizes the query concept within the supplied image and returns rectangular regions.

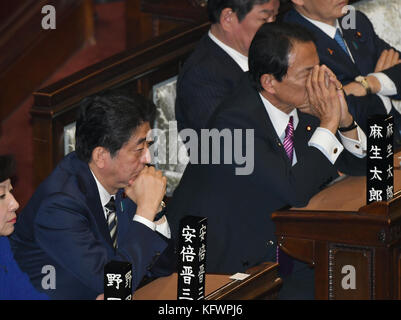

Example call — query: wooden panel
[133,262,282,300]
[0,0,94,121]
[125,0,153,48]
[278,237,315,265]
[314,241,329,299]
[273,153,401,299]
[328,244,374,300]
[141,0,207,22]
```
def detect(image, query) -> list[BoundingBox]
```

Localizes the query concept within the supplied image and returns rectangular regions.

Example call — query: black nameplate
[177,216,207,300]
[104,260,133,300]
[367,115,394,204]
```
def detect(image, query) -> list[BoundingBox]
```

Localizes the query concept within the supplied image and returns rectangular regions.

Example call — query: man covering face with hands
[168,23,367,299]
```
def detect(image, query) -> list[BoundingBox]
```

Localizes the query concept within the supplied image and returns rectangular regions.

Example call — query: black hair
[75,91,156,163]
[0,155,16,182]
[207,0,272,23]
[248,22,315,91]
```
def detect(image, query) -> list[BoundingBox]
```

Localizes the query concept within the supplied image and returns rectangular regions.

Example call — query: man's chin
[296,103,310,113]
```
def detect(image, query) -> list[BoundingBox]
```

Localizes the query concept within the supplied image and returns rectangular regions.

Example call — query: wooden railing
[31,21,210,187]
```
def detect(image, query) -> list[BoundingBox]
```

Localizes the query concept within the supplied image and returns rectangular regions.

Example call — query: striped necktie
[277,116,295,276]
[105,196,118,249]
[283,116,294,163]
[334,29,350,57]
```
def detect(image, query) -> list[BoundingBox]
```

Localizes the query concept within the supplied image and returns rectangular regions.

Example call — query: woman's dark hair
[0,155,16,182]
[249,22,315,91]
[75,91,156,163]
[207,0,272,23]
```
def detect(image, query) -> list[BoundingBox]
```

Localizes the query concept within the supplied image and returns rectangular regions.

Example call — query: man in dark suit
[175,0,280,132]
[284,0,401,137]
[10,93,175,299]
[168,23,367,299]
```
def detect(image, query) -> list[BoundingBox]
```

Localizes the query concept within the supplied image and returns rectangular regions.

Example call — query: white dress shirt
[259,94,367,165]
[91,171,171,239]
[208,30,249,72]
[300,14,398,114]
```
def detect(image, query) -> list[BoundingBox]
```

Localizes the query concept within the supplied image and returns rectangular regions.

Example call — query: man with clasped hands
[10,92,176,299]
[168,23,367,299]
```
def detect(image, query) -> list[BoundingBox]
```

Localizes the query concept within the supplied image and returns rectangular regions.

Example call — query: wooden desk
[272,155,401,299]
[133,262,282,300]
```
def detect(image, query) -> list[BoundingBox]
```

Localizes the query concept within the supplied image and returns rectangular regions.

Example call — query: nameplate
[177,215,208,300]
[367,114,394,204]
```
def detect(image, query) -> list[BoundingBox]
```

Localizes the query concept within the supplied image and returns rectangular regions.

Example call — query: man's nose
[142,146,152,164]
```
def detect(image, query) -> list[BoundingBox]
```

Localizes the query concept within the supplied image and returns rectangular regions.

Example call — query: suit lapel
[285,9,361,80]
[204,35,244,76]
[251,91,294,166]
[294,112,318,158]
[340,20,373,76]
[74,158,114,247]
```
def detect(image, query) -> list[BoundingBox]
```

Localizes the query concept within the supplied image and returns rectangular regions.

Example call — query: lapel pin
[327,48,334,55]
[356,31,362,38]
[306,125,312,132]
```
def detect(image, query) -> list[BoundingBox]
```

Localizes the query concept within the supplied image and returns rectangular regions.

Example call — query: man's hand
[343,81,367,96]
[305,65,342,134]
[124,166,167,222]
[375,49,401,73]
[343,76,381,96]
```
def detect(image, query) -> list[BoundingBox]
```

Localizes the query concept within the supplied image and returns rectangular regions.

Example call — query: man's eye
[0,194,6,200]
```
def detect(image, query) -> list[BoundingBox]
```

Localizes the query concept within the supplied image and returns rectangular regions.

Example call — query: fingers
[391,51,400,66]
[305,65,342,131]
[375,49,388,72]
[375,49,400,72]
[305,68,316,116]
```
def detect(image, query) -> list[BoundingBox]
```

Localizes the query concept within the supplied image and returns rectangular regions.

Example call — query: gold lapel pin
[327,48,334,55]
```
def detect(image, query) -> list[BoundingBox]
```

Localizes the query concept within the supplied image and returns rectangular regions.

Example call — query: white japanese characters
[367,116,394,204]
[177,217,207,300]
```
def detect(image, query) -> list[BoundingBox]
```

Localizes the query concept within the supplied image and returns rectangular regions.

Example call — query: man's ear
[260,74,276,94]
[91,146,109,169]
[219,8,239,31]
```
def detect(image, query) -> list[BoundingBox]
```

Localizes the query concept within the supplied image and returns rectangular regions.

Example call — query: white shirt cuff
[308,127,343,164]
[156,219,171,239]
[368,72,397,96]
[133,214,171,239]
[338,126,367,158]
[133,214,156,231]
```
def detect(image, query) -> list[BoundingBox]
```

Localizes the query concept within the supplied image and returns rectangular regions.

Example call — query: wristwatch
[355,76,372,94]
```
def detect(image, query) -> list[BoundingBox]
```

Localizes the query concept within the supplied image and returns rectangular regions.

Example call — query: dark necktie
[283,116,294,164]
[105,196,118,249]
[277,116,295,276]
[334,29,351,57]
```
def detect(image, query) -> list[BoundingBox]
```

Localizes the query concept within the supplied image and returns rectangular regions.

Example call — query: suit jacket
[175,34,244,132]
[284,9,401,138]
[10,152,176,300]
[168,73,366,274]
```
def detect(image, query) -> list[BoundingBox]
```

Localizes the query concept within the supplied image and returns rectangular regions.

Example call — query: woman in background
[0,154,48,300]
